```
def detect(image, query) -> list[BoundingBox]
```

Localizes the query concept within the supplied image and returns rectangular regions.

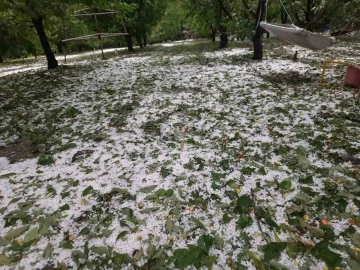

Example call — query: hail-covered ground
[0,38,360,270]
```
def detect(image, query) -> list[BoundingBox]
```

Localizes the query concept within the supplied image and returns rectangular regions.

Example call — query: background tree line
[0,0,359,67]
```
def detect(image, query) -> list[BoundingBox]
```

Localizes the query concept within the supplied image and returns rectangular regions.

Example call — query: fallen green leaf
[5,225,30,240]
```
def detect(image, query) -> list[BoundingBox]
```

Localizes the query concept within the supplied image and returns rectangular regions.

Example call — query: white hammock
[260,22,336,50]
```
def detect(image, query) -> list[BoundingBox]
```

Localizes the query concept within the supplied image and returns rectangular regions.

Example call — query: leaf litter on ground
[0,38,360,269]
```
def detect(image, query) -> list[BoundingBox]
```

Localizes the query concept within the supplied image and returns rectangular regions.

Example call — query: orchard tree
[322,0,360,34]
[0,1,74,69]
[0,0,136,68]
[184,0,234,47]
[185,0,223,42]
[0,10,41,62]
[150,1,187,43]
[122,0,168,48]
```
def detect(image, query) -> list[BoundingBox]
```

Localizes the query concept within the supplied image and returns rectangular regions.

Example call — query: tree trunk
[0,56,3,63]
[219,26,228,48]
[211,27,216,42]
[281,8,288,24]
[125,35,135,52]
[134,32,143,48]
[219,32,228,48]
[32,16,58,69]
[305,0,312,30]
[253,37,263,60]
[143,33,147,47]
[252,0,266,60]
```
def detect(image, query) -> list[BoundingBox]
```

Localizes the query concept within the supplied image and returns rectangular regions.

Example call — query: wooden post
[94,13,99,31]
[98,34,105,60]
[94,13,105,60]
[62,42,67,63]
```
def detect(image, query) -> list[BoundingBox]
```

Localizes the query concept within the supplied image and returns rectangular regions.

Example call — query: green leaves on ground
[234,195,253,214]
[5,225,30,240]
[160,167,172,178]
[312,241,342,268]
[211,171,225,182]
[236,215,253,229]
[0,254,11,266]
[262,242,287,262]
[24,227,38,243]
[64,107,81,118]
[241,167,256,175]
[144,188,174,200]
[82,186,94,197]
[173,235,216,269]
[38,155,55,166]
[279,180,292,191]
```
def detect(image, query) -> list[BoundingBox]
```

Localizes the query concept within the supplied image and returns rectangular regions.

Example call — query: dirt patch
[0,138,39,163]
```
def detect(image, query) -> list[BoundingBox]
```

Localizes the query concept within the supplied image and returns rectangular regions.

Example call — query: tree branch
[241,0,256,18]
[216,0,233,20]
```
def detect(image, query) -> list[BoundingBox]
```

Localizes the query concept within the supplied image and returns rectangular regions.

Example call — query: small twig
[251,188,269,243]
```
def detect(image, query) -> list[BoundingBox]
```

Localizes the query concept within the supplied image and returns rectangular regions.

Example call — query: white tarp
[260,22,336,50]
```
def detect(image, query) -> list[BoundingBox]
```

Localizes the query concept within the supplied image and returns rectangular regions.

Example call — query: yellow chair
[319,60,355,87]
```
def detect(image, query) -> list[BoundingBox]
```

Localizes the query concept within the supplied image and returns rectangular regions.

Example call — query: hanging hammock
[260,22,336,50]
[260,0,335,50]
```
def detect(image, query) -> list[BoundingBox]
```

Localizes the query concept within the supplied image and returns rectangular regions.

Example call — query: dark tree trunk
[253,37,263,60]
[293,51,298,61]
[143,33,147,47]
[219,26,228,48]
[252,0,266,60]
[305,0,312,29]
[32,16,58,69]
[281,8,288,24]
[125,35,135,52]
[219,33,228,48]
[0,56,3,63]
[211,27,216,42]
[134,32,143,48]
